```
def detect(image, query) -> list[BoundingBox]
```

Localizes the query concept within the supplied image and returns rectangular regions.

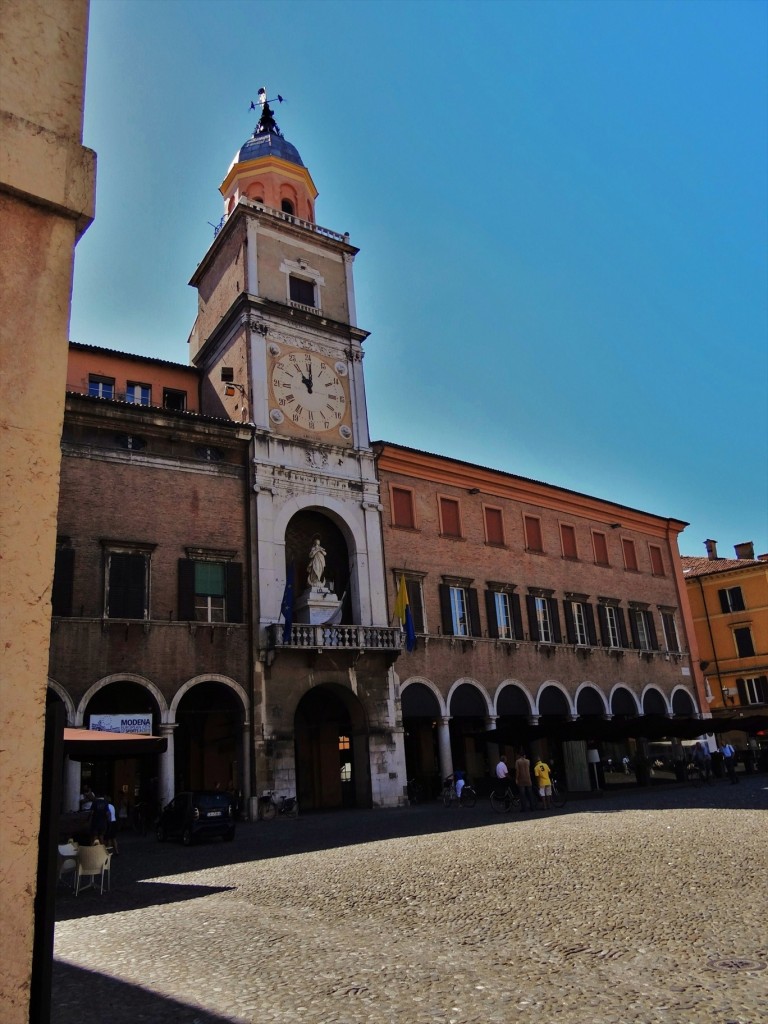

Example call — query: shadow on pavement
[52,961,242,1024]
[55,881,236,922]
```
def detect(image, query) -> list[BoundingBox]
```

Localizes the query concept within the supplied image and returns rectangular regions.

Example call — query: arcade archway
[294,685,370,810]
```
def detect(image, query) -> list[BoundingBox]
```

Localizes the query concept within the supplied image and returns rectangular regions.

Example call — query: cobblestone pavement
[53,778,768,1024]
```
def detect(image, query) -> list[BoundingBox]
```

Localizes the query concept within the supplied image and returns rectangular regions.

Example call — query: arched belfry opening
[285,510,352,623]
[294,684,371,810]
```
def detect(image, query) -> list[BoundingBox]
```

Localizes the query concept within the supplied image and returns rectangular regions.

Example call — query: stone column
[437,716,453,782]
[485,715,499,782]
[64,756,81,812]
[241,720,252,815]
[158,723,178,809]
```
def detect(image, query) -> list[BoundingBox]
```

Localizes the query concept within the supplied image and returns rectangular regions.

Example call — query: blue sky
[71,0,768,557]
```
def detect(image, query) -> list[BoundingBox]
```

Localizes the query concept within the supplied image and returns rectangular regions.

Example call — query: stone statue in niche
[307,536,326,588]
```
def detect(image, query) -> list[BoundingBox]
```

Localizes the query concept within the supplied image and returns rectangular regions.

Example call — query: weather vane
[249,86,285,137]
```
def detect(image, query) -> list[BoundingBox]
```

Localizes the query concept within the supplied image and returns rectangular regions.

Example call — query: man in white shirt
[495,755,509,786]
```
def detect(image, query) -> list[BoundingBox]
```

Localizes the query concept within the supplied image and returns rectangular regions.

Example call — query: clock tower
[189,93,405,812]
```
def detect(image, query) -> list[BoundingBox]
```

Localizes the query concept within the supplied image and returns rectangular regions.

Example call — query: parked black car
[157,791,235,845]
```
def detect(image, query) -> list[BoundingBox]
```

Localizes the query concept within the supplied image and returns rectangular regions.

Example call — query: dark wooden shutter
[584,604,598,646]
[225,562,243,623]
[718,589,729,614]
[757,676,768,702]
[467,588,481,637]
[548,598,562,643]
[597,604,609,646]
[406,579,424,633]
[511,593,523,640]
[178,559,195,620]
[392,487,415,528]
[439,584,453,635]
[616,607,629,648]
[647,611,659,650]
[485,590,499,639]
[563,601,576,644]
[52,547,75,617]
[526,594,540,641]
[736,678,747,704]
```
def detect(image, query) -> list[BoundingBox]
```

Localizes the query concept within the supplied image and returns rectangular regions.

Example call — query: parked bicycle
[491,779,566,812]
[406,778,425,804]
[257,790,298,820]
[441,774,477,807]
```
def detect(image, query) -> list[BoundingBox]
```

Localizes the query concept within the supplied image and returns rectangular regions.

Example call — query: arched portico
[294,683,370,810]
[447,679,492,785]
[401,679,444,797]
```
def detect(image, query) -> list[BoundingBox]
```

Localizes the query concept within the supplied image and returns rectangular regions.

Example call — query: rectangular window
[126,382,151,406]
[598,603,628,649]
[560,524,578,559]
[564,599,597,646]
[592,531,609,566]
[106,550,149,619]
[439,497,462,538]
[406,578,426,633]
[178,558,243,623]
[524,515,543,552]
[572,602,589,645]
[630,609,653,651]
[661,611,680,653]
[738,676,767,705]
[494,592,513,639]
[534,596,552,642]
[649,544,665,576]
[391,486,416,529]
[719,586,745,613]
[163,388,187,412]
[88,375,114,400]
[734,627,755,658]
[449,586,469,636]
[289,275,316,307]
[193,562,226,622]
[484,506,505,545]
[622,538,638,571]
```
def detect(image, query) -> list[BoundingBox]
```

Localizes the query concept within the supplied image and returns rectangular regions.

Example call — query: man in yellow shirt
[534,757,552,810]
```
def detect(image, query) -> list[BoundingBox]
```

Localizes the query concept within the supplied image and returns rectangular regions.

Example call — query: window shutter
[225,562,243,623]
[548,598,562,643]
[178,559,195,620]
[52,547,75,617]
[511,593,524,641]
[467,588,481,637]
[732,588,745,612]
[616,607,629,648]
[485,590,499,639]
[593,532,609,565]
[392,487,415,528]
[438,585,453,635]
[584,604,598,646]
[757,676,768,703]
[526,594,540,641]
[485,507,504,545]
[628,611,640,649]
[597,604,609,646]
[406,579,424,633]
[561,524,577,558]
[563,601,576,644]
[647,612,659,650]
[524,516,543,552]
[440,498,461,537]
[736,678,747,704]
[718,589,729,614]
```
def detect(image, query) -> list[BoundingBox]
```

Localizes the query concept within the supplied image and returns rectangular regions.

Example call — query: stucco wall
[0,1,94,1019]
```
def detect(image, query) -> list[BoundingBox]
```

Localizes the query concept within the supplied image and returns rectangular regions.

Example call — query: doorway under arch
[174,681,244,797]
[294,685,370,810]
[402,682,441,798]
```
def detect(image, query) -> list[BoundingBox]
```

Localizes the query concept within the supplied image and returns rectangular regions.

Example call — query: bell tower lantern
[219,88,318,222]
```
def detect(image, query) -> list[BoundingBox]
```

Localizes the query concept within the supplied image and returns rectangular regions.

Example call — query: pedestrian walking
[534,756,552,809]
[515,750,535,811]
[719,741,739,784]
[495,754,509,784]
[106,796,119,854]
[692,742,713,785]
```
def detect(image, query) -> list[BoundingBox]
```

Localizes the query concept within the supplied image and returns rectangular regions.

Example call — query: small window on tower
[281,198,295,215]
[289,276,316,307]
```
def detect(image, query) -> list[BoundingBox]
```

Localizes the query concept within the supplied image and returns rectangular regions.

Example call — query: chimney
[704,539,718,560]
[734,541,755,560]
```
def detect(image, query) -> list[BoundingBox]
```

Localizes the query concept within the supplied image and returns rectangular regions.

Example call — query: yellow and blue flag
[394,576,417,652]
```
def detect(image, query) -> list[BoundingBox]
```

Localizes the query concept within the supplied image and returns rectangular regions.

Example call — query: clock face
[270,350,348,433]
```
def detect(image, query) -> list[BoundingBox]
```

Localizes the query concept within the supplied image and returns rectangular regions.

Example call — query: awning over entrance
[63,728,167,761]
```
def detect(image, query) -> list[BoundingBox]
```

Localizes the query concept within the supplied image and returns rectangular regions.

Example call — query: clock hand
[301,359,313,394]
